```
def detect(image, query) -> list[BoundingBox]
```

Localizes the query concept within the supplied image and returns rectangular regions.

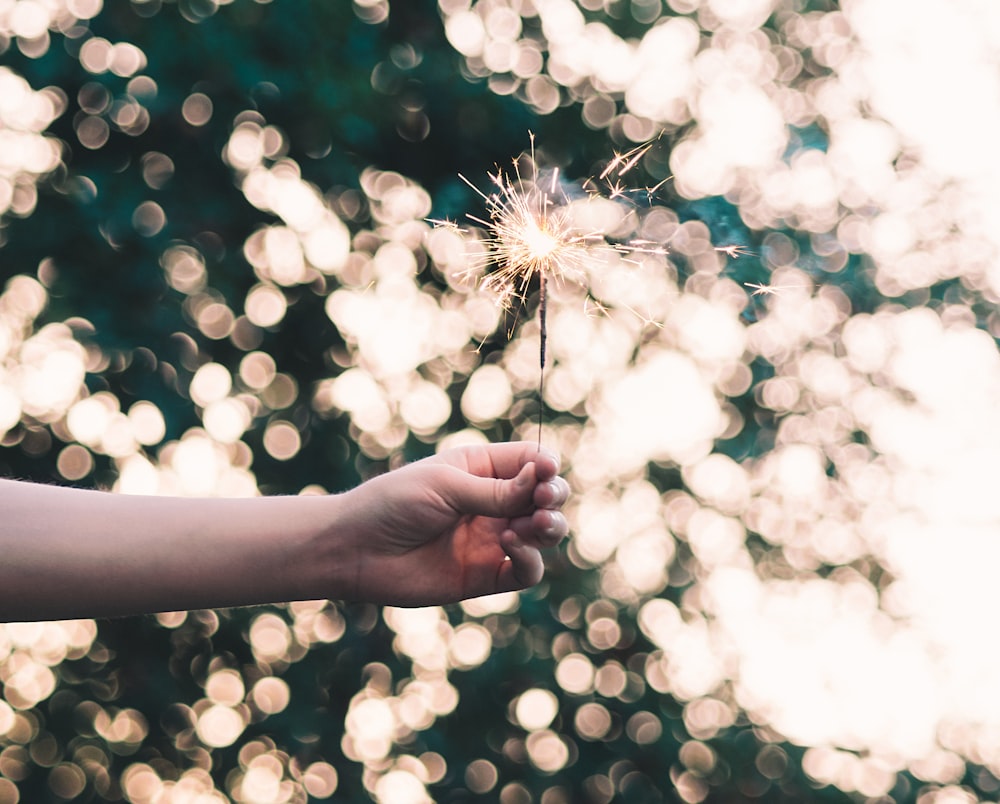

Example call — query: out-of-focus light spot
[571,481,662,568]
[465,759,498,794]
[93,708,148,746]
[251,677,289,715]
[345,696,396,762]
[525,729,569,772]
[325,285,446,379]
[127,400,166,445]
[154,610,187,628]
[167,432,241,497]
[300,762,338,798]
[56,443,93,480]
[290,602,345,644]
[461,364,512,423]
[575,702,612,741]
[261,372,298,410]
[189,362,232,407]
[0,701,15,735]
[360,167,432,225]
[195,300,235,340]
[77,82,109,114]
[0,386,22,436]
[459,590,519,617]
[707,0,776,31]
[302,222,350,273]
[399,380,450,436]
[251,226,307,286]
[262,420,301,461]
[203,397,251,444]
[128,75,157,99]
[372,769,429,804]
[445,10,485,57]
[350,0,386,23]
[249,613,292,664]
[3,658,56,708]
[2,275,47,319]
[78,37,113,73]
[67,393,116,445]
[239,753,293,804]
[627,711,662,744]
[325,368,391,433]
[384,606,453,672]
[115,453,159,495]
[614,527,673,595]
[239,351,277,390]
[587,616,621,651]
[410,754,443,786]
[686,508,745,569]
[594,661,628,699]
[10,1,50,39]
[195,704,246,748]
[245,283,287,327]
[121,764,163,803]
[132,200,165,236]
[206,669,244,706]
[225,121,265,171]
[109,42,146,77]
[161,244,207,294]
[580,350,722,479]
[682,698,737,741]
[140,151,173,188]
[555,653,594,695]
[182,92,213,126]
[16,337,86,419]
[515,688,559,731]
[448,622,492,669]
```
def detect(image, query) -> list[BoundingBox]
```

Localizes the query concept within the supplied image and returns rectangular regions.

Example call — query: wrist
[298,490,367,603]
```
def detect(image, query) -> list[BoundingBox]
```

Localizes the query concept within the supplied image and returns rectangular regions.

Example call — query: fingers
[496,530,544,591]
[509,507,569,549]
[437,461,537,519]
[534,475,570,510]
[444,441,561,482]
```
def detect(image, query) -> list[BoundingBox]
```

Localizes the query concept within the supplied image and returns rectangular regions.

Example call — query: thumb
[442,461,536,518]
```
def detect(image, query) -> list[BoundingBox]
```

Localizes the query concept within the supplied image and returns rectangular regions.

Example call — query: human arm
[0,441,569,621]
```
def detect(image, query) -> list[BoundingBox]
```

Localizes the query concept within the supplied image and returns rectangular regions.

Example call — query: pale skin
[0,441,570,622]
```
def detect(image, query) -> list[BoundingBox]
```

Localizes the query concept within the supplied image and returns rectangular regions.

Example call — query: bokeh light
[5,1,1000,801]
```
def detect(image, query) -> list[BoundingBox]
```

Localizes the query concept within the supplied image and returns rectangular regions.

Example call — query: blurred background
[1,0,999,801]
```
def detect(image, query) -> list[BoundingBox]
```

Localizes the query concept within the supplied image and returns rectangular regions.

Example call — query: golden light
[250,677,290,716]
[4,2,1000,800]
[515,688,559,732]
[195,703,247,749]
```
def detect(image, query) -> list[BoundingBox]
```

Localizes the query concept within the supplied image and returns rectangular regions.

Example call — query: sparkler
[457,134,600,449]
[446,135,760,448]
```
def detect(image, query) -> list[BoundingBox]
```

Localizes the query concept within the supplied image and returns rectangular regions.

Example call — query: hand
[343,441,570,606]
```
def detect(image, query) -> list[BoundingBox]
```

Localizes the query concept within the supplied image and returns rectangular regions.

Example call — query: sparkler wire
[538,274,547,451]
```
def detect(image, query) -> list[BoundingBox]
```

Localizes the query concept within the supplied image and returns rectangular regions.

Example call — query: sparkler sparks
[455,136,604,448]
[444,135,678,448]
[743,281,804,296]
[458,161,596,303]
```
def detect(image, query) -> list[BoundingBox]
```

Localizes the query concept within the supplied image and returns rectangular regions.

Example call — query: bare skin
[0,441,569,622]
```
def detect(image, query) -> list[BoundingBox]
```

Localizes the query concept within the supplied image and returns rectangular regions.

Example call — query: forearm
[0,480,355,622]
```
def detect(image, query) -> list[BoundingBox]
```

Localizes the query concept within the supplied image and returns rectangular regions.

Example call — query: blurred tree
[2,1,990,803]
